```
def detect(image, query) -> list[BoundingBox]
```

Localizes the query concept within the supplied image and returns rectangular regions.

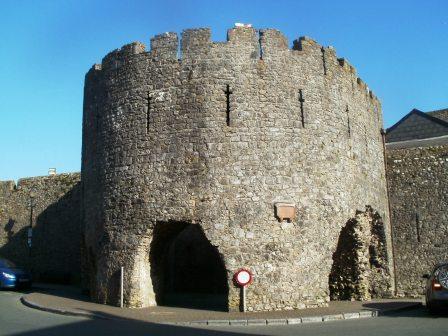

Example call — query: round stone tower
[81,26,394,311]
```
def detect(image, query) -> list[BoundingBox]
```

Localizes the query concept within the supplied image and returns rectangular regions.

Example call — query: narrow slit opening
[146,93,152,133]
[415,213,421,243]
[321,47,327,75]
[258,31,264,60]
[346,105,351,137]
[299,89,305,128]
[223,85,233,126]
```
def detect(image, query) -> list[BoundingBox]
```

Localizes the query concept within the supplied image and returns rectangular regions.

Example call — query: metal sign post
[242,286,246,312]
[120,266,124,308]
[234,268,253,313]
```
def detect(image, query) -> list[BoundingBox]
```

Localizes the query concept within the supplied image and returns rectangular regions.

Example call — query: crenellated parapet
[87,26,380,107]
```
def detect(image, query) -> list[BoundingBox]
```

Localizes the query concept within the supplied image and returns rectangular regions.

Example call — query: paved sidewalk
[20,284,422,326]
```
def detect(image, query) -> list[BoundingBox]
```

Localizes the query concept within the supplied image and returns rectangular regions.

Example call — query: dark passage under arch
[150,221,229,311]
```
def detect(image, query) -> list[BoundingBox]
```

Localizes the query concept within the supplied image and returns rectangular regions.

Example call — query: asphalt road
[1,290,447,336]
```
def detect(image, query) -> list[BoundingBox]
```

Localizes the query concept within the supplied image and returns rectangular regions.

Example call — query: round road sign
[234,269,252,287]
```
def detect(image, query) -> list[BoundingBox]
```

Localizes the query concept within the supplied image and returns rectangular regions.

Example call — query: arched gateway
[150,222,228,310]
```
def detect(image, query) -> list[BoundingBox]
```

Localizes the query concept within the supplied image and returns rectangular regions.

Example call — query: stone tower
[81,26,394,311]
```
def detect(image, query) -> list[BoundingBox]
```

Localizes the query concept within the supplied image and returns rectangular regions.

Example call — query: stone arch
[329,206,392,301]
[149,221,229,311]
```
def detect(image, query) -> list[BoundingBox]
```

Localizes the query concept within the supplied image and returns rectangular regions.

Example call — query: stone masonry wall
[329,206,392,301]
[387,144,448,296]
[82,26,393,311]
[0,173,81,283]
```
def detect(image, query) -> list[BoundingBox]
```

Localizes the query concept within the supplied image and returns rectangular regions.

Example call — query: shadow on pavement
[362,301,422,312]
[363,302,448,318]
[16,283,92,303]
[162,292,228,312]
[10,310,261,336]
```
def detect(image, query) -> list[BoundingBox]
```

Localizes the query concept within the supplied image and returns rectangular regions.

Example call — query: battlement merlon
[357,77,367,90]
[0,180,16,196]
[85,63,102,83]
[354,77,378,104]
[292,36,321,52]
[181,28,212,58]
[227,26,258,44]
[337,58,356,75]
[101,42,146,69]
[258,29,288,59]
[150,32,178,60]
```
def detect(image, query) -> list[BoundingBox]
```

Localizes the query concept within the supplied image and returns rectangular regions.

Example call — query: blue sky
[0,0,447,181]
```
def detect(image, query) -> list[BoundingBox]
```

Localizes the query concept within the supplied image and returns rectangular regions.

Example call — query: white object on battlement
[234,23,252,28]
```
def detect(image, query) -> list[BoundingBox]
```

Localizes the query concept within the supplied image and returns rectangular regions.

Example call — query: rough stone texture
[0,173,81,283]
[329,206,392,301]
[386,144,448,296]
[81,26,393,311]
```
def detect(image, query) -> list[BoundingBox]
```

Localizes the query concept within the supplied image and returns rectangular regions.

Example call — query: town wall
[386,144,448,296]
[0,173,81,283]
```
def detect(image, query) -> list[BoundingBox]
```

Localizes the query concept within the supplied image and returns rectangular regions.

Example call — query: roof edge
[386,108,448,135]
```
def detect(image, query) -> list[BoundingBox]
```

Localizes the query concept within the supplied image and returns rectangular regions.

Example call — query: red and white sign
[234,269,253,287]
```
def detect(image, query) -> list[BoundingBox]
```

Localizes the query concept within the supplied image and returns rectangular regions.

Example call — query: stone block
[301,316,323,323]
[343,312,360,319]
[287,318,302,325]
[247,319,266,325]
[322,314,343,321]
[266,319,287,325]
